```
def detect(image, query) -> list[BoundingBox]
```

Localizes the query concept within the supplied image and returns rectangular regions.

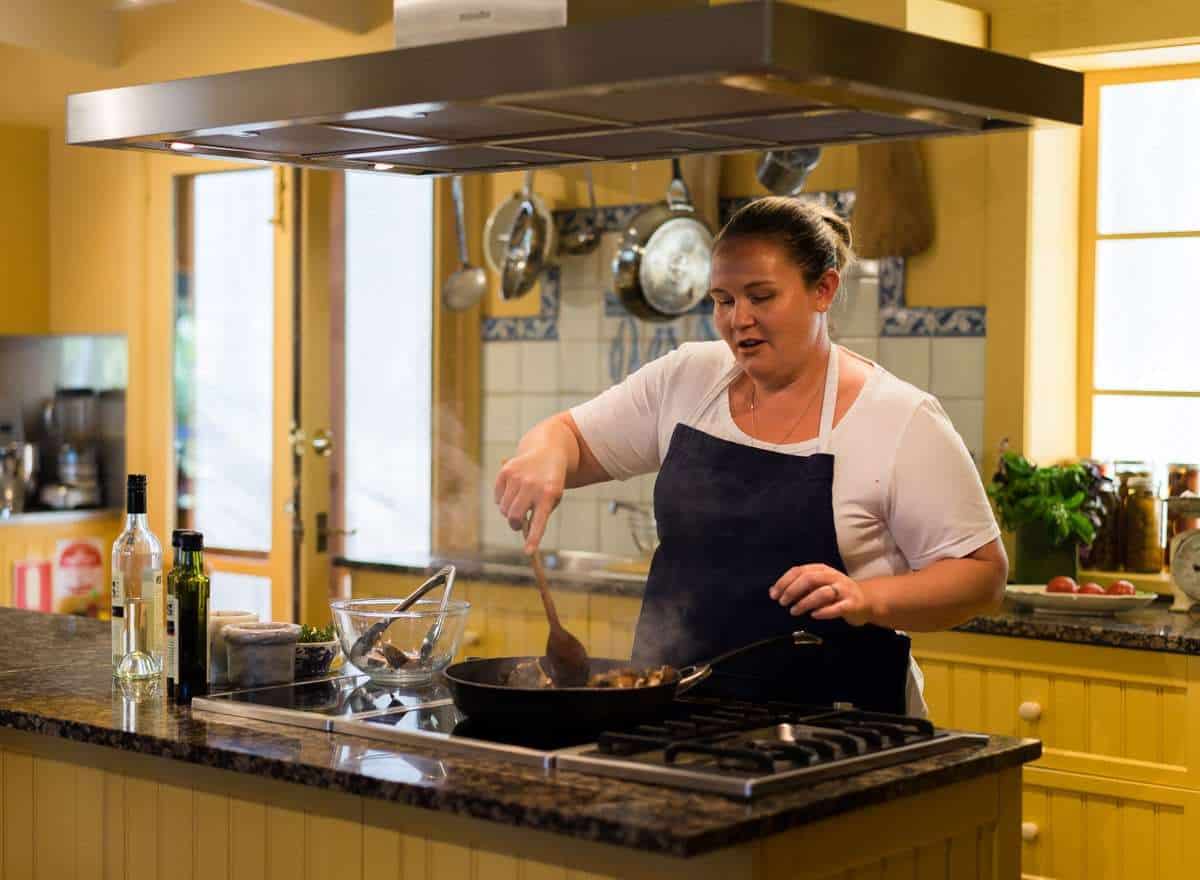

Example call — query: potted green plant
[988,451,1109,585]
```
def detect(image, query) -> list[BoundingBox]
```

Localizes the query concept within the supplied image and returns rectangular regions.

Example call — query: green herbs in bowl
[294,623,340,679]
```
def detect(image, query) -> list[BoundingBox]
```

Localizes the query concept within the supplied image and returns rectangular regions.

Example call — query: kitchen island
[0,608,1036,879]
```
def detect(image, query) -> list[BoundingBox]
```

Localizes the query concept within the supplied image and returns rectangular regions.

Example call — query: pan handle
[666,157,694,211]
[675,629,823,694]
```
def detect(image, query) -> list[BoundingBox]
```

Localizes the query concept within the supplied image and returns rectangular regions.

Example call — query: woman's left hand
[769,564,875,626]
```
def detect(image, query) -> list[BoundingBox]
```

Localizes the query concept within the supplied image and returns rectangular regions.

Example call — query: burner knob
[1018,701,1042,723]
[1021,821,1040,842]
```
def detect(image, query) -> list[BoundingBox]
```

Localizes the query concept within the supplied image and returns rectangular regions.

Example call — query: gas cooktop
[195,680,985,800]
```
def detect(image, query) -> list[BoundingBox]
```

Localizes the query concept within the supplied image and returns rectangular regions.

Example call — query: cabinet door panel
[1022,770,1196,880]
[913,633,1194,788]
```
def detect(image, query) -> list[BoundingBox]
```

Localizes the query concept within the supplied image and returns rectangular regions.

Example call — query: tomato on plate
[1078,582,1106,594]
[1046,576,1079,594]
[1106,580,1137,596]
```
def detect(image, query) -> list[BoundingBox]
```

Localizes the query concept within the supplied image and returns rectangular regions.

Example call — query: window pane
[1093,237,1200,392]
[176,169,275,551]
[1098,77,1200,234]
[209,571,272,623]
[1093,395,1200,466]
[343,172,434,559]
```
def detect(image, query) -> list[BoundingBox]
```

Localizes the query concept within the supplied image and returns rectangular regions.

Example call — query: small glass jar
[1166,463,1200,564]
[1121,476,1163,573]
[1081,476,1121,571]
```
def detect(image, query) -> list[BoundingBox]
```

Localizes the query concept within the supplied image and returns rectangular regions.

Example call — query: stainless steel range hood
[65,1,1082,175]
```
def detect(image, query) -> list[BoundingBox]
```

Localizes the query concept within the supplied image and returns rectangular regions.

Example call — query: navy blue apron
[631,346,911,714]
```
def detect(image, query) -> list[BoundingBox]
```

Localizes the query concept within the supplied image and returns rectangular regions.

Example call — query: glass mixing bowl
[329,598,470,686]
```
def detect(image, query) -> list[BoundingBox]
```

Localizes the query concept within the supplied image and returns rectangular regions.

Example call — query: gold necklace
[748,359,830,445]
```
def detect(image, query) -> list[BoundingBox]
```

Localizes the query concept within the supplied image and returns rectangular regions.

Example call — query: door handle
[289,425,335,457]
[315,511,357,553]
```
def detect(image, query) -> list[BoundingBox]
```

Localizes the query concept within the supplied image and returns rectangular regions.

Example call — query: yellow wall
[0,124,49,333]
[1,0,1198,500]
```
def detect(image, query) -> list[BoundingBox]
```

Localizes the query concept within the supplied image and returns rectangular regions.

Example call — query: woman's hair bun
[714,196,855,282]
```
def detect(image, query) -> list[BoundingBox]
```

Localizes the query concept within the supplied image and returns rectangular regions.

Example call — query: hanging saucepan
[493,171,556,300]
[612,158,714,322]
[483,170,556,279]
[756,147,822,196]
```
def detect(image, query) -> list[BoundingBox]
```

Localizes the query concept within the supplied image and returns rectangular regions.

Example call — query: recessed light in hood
[65,1,1082,175]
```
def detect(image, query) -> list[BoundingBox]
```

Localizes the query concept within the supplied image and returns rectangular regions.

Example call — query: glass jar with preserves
[1081,475,1120,571]
[1166,463,1200,564]
[1121,476,1163,573]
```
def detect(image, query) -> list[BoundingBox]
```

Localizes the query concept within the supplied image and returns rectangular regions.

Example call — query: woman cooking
[493,196,1007,716]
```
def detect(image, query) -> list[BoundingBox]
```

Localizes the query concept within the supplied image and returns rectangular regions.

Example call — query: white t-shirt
[571,341,1000,716]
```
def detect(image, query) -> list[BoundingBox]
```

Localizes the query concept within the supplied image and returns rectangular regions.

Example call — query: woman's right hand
[494,447,568,554]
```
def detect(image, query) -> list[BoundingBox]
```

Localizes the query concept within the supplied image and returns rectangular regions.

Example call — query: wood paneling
[0,726,1019,880]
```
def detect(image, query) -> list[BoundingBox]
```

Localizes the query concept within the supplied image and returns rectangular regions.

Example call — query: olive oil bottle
[165,528,189,700]
[171,531,210,704]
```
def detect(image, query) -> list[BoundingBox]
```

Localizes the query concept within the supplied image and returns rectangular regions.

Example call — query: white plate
[1005,584,1158,615]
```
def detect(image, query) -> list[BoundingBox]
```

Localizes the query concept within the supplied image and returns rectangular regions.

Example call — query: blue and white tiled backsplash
[480,190,987,556]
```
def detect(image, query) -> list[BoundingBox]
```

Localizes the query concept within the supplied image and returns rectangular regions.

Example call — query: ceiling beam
[0,0,118,67]
[242,0,392,34]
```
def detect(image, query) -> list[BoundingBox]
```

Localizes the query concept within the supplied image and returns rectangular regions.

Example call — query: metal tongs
[347,565,457,667]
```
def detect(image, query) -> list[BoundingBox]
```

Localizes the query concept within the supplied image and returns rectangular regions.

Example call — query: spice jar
[1166,463,1200,564]
[1121,476,1163,573]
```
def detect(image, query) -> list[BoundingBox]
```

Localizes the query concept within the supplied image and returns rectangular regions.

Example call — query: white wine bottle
[112,474,164,681]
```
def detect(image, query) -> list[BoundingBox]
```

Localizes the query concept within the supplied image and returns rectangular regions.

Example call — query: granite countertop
[0,507,121,526]
[338,554,1200,655]
[335,551,649,597]
[0,608,1037,858]
[957,597,1200,654]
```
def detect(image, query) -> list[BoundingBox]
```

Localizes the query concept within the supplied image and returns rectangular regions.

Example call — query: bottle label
[111,573,124,618]
[166,595,178,684]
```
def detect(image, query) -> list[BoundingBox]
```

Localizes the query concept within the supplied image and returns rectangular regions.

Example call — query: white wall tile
[481,505,522,549]
[878,337,931,390]
[930,338,987,400]
[831,275,879,338]
[941,397,985,468]
[519,341,560,393]
[635,471,658,505]
[482,442,510,486]
[558,340,603,394]
[557,247,603,300]
[519,393,561,435]
[600,510,642,558]
[482,342,521,393]
[839,337,879,362]
[601,474,642,504]
[558,393,592,413]
[482,394,521,444]
[557,294,603,343]
[557,498,600,551]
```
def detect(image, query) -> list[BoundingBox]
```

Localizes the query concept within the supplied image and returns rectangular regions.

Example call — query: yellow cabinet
[346,568,642,661]
[0,124,49,333]
[912,630,1200,880]
[1020,768,1200,880]
[0,512,122,608]
[913,631,1199,790]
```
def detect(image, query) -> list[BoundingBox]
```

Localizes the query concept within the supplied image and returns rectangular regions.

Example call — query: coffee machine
[39,388,102,509]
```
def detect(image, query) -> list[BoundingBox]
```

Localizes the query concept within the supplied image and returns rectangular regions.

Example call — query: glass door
[165,163,297,622]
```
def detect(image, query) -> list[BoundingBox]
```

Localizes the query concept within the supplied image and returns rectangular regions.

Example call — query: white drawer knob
[462,630,481,647]
[1018,701,1042,722]
[1021,822,1039,842]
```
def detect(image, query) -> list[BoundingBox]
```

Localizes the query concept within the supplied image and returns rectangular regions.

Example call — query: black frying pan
[442,629,822,731]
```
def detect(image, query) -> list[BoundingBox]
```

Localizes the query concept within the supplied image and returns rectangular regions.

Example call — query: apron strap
[816,343,840,453]
[684,364,741,425]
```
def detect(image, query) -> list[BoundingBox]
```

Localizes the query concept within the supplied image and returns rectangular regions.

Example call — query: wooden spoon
[524,522,590,687]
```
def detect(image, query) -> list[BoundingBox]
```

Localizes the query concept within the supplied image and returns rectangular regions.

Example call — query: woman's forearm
[863,552,1007,632]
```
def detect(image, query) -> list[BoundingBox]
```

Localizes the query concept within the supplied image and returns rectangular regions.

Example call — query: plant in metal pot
[988,450,1110,585]
[294,622,340,680]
